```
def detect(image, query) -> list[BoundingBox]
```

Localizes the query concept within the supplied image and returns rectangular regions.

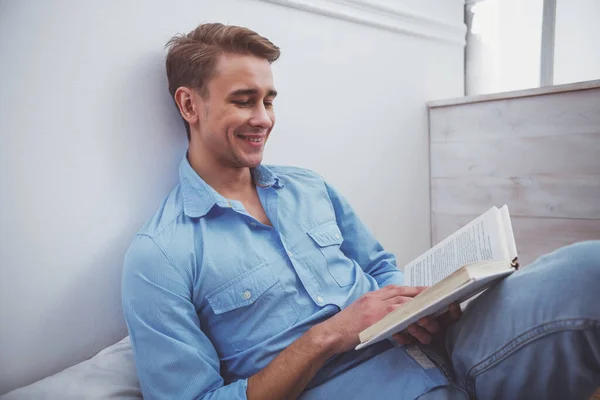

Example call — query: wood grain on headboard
[428,80,600,266]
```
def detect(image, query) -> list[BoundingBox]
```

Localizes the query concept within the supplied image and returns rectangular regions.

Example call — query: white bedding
[1,337,141,400]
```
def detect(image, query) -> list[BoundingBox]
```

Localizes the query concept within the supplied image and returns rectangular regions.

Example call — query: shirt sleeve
[325,182,404,287]
[122,234,248,400]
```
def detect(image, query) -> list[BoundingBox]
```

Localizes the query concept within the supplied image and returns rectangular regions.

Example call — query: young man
[122,23,600,400]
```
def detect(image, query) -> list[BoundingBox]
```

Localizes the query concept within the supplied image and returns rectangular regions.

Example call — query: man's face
[192,54,277,169]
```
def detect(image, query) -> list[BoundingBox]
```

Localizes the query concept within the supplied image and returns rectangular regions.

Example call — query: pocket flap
[307,222,343,247]
[206,263,277,315]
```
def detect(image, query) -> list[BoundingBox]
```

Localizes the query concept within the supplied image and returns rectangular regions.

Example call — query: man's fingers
[449,303,462,320]
[392,332,416,346]
[377,285,427,300]
[383,296,413,307]
[407,324,432,344]
[417,317,440,334]
[439,302,462,326]
[394,318,440,346]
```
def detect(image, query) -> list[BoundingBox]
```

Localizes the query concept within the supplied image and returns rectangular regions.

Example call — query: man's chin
[246,159,263,168]
[236,154,263,169]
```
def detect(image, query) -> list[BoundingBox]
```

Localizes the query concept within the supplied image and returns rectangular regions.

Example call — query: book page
[499,205,518,260]
[405,207,510,286]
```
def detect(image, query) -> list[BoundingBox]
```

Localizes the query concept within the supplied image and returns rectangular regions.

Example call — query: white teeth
[236,134,262,142]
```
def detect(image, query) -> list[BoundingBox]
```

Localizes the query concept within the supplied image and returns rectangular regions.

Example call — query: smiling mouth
[236,134,265,143]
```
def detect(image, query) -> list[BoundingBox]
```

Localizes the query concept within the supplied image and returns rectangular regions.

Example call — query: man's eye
[232,100,251,107]
[264,102,274,108]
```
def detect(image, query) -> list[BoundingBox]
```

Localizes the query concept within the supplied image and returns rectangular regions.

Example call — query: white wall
[554,0,600,85]
[0,0,464,393]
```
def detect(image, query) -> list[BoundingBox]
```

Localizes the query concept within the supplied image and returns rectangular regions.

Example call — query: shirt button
[249,221,257,227]
[242,290,252,300]
[335,234,340,239]
[287,251,293,257]
[316,296,324,303]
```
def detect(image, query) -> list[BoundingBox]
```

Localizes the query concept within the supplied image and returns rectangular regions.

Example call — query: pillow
[1,336,142,400]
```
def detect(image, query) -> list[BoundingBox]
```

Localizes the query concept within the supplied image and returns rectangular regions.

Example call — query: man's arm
[247,285,425,399]
[323,180,456,346]
[324,182,404,287]
[123,234,425,399]
[122,234,251,400]
[246,323,335,400]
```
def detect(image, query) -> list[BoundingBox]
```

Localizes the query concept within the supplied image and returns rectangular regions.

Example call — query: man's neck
[187,148,254,200]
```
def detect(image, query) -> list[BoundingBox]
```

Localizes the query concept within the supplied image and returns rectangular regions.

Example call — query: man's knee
[543,240,600,276]
[521,241,600,312]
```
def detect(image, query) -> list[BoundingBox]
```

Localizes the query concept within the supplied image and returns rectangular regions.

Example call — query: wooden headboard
[428,80,600,266]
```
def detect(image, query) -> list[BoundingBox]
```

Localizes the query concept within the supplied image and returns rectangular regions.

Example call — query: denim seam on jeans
[465,318,600,394]
[420,344,471,399]
[420,344,455,382]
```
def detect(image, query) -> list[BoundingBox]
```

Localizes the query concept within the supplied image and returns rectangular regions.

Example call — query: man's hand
[391,302,462,346]
[314,285,464,355]
[314,285,429,354]
[248,287,462,400]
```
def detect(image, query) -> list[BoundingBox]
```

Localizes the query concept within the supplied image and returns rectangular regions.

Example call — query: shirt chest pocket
[307,222,355,287]
[205,262,299,354]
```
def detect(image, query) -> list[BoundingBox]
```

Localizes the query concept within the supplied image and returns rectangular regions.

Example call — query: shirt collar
[251,164,284,189]
[179,157,283,218]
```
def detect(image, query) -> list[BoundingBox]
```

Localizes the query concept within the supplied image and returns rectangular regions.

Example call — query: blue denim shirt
[122,158,406,399]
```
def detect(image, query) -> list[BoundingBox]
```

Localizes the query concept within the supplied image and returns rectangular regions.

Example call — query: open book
[356,205,519,350]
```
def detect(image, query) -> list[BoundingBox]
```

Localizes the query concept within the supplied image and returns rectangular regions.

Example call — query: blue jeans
[302,241,600,399]
[421,240,600,399]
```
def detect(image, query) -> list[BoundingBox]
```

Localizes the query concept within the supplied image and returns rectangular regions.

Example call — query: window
[465,0,600,95]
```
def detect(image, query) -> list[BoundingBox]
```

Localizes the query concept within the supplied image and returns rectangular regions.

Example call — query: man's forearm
[246,324,339,400]
[246,284,431,399]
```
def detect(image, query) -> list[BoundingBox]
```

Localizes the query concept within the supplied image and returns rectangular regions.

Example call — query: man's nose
[249,104,273,129]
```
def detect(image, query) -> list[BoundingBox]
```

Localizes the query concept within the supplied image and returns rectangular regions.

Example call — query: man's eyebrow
[229,89,278,97]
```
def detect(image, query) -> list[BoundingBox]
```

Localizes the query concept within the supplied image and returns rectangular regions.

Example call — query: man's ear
[174,87,201,127]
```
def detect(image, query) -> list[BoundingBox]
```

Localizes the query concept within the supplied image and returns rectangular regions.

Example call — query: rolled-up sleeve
[325,182,404,287]
[122,234,248,400]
